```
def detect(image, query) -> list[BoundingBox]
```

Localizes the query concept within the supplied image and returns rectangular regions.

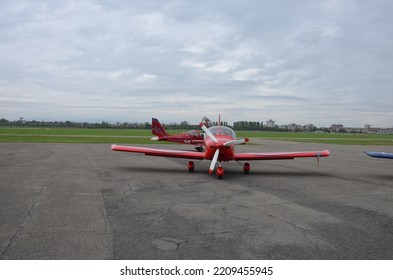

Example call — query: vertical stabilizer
[152,118,169,140]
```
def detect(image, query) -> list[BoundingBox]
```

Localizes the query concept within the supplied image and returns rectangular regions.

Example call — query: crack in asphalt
[0,185,47,259]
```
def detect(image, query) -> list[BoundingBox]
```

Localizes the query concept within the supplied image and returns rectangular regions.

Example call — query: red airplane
[112,117,330,179]
[151,117,211,152]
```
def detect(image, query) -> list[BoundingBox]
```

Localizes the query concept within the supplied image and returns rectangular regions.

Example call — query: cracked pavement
[0,142,392,259]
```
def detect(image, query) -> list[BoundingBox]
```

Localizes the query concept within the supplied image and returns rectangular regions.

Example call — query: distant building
[363,124,371,133]
[266,119,275,128]
[345,127,364,133]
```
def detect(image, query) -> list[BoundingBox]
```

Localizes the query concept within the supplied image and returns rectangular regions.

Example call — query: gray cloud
[1,0,392,127]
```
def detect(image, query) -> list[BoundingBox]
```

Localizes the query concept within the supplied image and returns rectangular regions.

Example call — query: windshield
[204,126,236,140]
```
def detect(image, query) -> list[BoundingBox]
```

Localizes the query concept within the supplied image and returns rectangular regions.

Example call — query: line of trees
[233,121,263,130]
[0,118,223,130]
[0,117,321,132]
[0,118,152,129]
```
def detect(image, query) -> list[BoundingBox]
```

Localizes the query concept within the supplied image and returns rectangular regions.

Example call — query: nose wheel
[189,161,250,178]
[217,166,224,179]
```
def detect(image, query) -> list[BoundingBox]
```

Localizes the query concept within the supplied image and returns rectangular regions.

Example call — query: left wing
[234,149,330,161]
[364,151,393,159]
[111,144,205,160]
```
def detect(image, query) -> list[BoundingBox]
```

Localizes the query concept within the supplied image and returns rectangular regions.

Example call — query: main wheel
[243,162,250,174]
[217,166,224,179]
[188,161,195,172]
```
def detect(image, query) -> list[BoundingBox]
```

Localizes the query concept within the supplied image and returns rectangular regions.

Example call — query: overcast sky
[1,0,392,127]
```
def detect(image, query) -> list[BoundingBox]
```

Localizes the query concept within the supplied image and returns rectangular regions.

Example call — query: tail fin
[152,118,169,140]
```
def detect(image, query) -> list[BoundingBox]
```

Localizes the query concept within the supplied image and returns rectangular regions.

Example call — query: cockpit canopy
[204,126,236,140]
[186,130,201,137]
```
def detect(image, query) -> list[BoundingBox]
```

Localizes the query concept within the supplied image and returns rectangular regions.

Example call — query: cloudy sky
[1,0,392,127]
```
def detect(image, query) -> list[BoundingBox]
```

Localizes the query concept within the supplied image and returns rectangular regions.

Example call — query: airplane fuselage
[161,133,204,144]
[203,126,236,162]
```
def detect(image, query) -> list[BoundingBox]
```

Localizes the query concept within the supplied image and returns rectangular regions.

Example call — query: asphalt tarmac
[0,141,392,259]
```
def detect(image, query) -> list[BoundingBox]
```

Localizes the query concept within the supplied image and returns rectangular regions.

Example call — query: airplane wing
[111,144,205,160]
[234,149,330,161]
[364,151,393,159]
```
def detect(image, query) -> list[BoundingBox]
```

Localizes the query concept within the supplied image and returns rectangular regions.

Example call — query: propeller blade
[200,123,218,143]
[201,117,212,128]
[223,138,249,146]
[209,149,220,174]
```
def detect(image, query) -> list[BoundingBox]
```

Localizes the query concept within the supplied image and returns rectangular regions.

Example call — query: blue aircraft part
[364,151,393,159]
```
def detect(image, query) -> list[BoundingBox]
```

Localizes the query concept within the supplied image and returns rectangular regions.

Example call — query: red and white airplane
[150,117,211,152]
[112,117,330,179]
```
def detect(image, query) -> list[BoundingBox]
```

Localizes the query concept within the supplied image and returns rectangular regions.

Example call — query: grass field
[1,127,393,145]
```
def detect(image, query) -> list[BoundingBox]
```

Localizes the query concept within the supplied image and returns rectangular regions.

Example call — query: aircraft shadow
[115,166,201,175]
[244,170,331,177]
[366,174,393,181]
[114,165,331,178]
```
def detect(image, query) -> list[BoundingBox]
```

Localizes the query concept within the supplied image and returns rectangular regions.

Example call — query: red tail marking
[152,118,169,139]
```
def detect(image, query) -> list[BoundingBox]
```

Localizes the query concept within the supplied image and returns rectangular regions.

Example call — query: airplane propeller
[209,149,220,174]
[200,122,249,174]
[199,122,218,143]
[223,138,249,146]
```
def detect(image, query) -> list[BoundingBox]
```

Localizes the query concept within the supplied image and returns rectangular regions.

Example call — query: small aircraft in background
[150,117,212,152]
[363,151,393,159]
[112,116,330,179]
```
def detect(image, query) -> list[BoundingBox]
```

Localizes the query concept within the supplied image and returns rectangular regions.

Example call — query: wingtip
[363,151,371,156]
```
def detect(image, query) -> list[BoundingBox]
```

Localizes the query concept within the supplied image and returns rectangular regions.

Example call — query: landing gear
[188,161,195,172]
[217,166,224,179]
[243,162,250,174]
[236,161,251,174]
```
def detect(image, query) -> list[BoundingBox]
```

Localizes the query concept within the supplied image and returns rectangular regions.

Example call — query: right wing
[111,144,205,160]
[364,151,393,159]
[234,149,330,161]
